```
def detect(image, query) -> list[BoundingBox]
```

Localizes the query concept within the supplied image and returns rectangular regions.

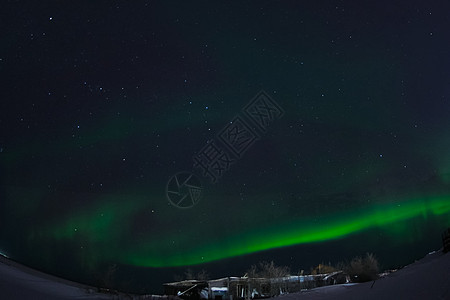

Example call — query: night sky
[1,0,450,294]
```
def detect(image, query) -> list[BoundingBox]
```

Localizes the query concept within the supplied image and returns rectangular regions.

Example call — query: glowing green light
[124,195,450,267]
[37,193,450,268]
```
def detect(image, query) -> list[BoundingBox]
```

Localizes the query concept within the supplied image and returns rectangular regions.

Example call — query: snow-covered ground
[275,249,450,300]
[1,250,449,299]
[0,254,141,299]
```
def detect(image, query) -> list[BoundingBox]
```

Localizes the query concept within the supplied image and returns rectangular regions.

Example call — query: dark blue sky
[1,0,450,294]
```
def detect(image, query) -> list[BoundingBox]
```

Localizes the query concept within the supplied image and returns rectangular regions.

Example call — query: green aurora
[2,1,450,294]
[38,193,450,268]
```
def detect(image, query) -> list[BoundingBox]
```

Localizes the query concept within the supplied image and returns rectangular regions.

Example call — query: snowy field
[1,250,449,299]
[275,250,450,300]
[0,254,142,299]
